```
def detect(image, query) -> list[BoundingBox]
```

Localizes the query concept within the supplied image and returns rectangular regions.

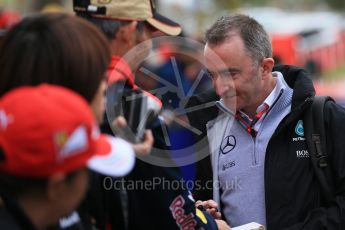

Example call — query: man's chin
[223,98,236,111]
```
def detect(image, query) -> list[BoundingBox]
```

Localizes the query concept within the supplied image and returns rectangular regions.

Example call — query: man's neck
[242,75,277,117]
[110,40,129,57]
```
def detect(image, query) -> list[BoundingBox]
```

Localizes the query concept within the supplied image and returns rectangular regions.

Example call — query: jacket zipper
[253,89,285,166]
[252,136,257,165]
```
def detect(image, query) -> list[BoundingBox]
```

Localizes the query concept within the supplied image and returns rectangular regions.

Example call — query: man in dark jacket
[188,14,345,229]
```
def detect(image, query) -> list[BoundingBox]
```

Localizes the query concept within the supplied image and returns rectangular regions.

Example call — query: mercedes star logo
[220,135,236,154]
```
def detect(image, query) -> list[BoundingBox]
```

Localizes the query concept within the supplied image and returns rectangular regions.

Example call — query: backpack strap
[304,96,334,203]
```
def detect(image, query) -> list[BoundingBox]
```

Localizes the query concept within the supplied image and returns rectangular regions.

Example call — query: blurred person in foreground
[74,0,230,229]
[0,8,21,42]
[0,84,135,229]
[0,13,154,229]
[190,14,345,229]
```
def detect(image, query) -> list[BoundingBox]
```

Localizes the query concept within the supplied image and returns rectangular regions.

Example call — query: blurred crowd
[0,1,228,230]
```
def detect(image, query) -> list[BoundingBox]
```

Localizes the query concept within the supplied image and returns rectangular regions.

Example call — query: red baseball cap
[0,84,135,178]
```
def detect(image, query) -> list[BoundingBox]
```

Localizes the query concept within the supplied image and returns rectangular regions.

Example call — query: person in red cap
[74,1,230,230]
[0,84,135,230]
[0,13,154,230]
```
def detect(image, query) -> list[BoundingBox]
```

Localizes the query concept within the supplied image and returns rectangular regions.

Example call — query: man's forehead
[203,46,228,71]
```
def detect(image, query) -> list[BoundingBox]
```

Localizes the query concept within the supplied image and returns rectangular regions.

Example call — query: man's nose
[216,77,234,93]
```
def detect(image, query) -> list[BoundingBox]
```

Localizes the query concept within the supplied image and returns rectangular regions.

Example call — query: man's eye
[223,71,232,76]
[226,71,239,78]
[220,71,234,78]
[207,71,216,80]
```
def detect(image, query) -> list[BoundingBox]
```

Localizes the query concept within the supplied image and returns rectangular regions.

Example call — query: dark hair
[0,170,82,199]
[0,147,83,198]
[0,13,111,102]
[76,12,148,41]
[205,14,272,66]
[76,12,131,41]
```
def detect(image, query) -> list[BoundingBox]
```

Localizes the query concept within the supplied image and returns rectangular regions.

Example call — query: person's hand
[215,220,231,230]
[196,200,222,220]
[112,116,127,128]
[131,129,153,156]
[112,116,154,156]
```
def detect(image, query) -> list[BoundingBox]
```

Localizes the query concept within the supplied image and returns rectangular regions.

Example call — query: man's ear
[261,58,275,77]
[46,174,66,201]
[119,21,138,46]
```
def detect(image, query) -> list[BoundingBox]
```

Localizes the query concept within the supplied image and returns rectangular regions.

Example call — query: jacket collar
[107,56,139,90]
[273,65,315,111]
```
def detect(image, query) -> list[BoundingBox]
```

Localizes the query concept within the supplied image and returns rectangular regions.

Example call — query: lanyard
[235,104,269,137]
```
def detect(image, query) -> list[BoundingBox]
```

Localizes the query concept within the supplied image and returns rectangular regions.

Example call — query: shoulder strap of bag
[304,96,334,203]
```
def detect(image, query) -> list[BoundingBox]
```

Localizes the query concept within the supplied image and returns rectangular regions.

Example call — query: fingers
[143,130,154,149]
[199,199,218,210]
[132,130,153,156]
[215,220,231,230]
[209,208,222,220]
[195,200,203,207]
[196,200,222,220]
[111,116,154,156]
[112,116,127,128]
[205,200,219,209]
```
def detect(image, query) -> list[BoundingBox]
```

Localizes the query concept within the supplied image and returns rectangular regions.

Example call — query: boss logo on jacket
[291,120,310,159]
